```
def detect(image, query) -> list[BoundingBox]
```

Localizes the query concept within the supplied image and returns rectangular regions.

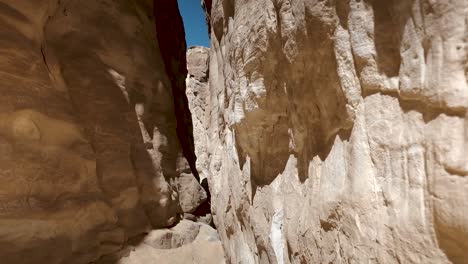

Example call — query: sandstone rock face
[198,0,468,263]
[185,46,214,225]
[0,0,202,263]
[186,46,211,181]
[187,46,210,82]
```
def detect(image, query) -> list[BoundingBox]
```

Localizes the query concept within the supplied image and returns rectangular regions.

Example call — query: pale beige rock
[197,0,468,263]
[186,46,211,181]
[187,46,210,81]
[117,220,226,264]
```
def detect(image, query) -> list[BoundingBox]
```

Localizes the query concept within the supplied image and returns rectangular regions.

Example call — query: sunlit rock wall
[186,46,210,181]
[0,0,198,263]
[200,0,467,263]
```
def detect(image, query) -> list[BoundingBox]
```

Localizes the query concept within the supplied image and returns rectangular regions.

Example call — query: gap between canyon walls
[153,0,200,181]
[152,0,212,219]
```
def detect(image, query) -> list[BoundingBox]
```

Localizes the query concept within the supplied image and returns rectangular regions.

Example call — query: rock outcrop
[186,46,210,181]
[0,0,215,263]
[185,46,214,225]
[196,0,467,263]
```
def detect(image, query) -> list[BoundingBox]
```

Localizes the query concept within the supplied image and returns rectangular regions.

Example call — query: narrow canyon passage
[0,0,466,264]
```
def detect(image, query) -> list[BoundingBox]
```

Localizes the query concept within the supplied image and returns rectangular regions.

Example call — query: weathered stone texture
[186,46,211,181]
[0,0,207,263]
[198,0,468,263]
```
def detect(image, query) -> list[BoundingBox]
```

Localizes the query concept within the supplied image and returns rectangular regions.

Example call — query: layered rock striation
[196,0,468,263]
[0,0,212,263]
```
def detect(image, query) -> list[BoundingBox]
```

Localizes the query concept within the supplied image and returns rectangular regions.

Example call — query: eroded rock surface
[196,0,468,263]
[186,46,211,181]
[185,46,215,226]
[0,0,207,263]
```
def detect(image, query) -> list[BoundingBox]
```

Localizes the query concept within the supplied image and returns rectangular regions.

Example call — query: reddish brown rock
[0,0,201,263]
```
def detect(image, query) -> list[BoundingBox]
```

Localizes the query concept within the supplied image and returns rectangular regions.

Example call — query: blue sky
[178,0,210,47]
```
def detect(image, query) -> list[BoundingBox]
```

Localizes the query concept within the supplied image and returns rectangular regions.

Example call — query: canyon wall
[186,46,211,182]
[0,0,217,263]
[199,0,467,263]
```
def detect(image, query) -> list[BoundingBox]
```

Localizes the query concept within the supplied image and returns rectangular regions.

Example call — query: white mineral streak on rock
[270,176,285,264]
[109,69,129,103]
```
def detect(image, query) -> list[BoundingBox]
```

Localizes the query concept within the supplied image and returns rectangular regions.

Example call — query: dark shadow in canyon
[368,0,405,78]
[154,0,200,181]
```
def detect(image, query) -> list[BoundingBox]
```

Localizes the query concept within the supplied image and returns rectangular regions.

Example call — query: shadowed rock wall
[0,0,203,263]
